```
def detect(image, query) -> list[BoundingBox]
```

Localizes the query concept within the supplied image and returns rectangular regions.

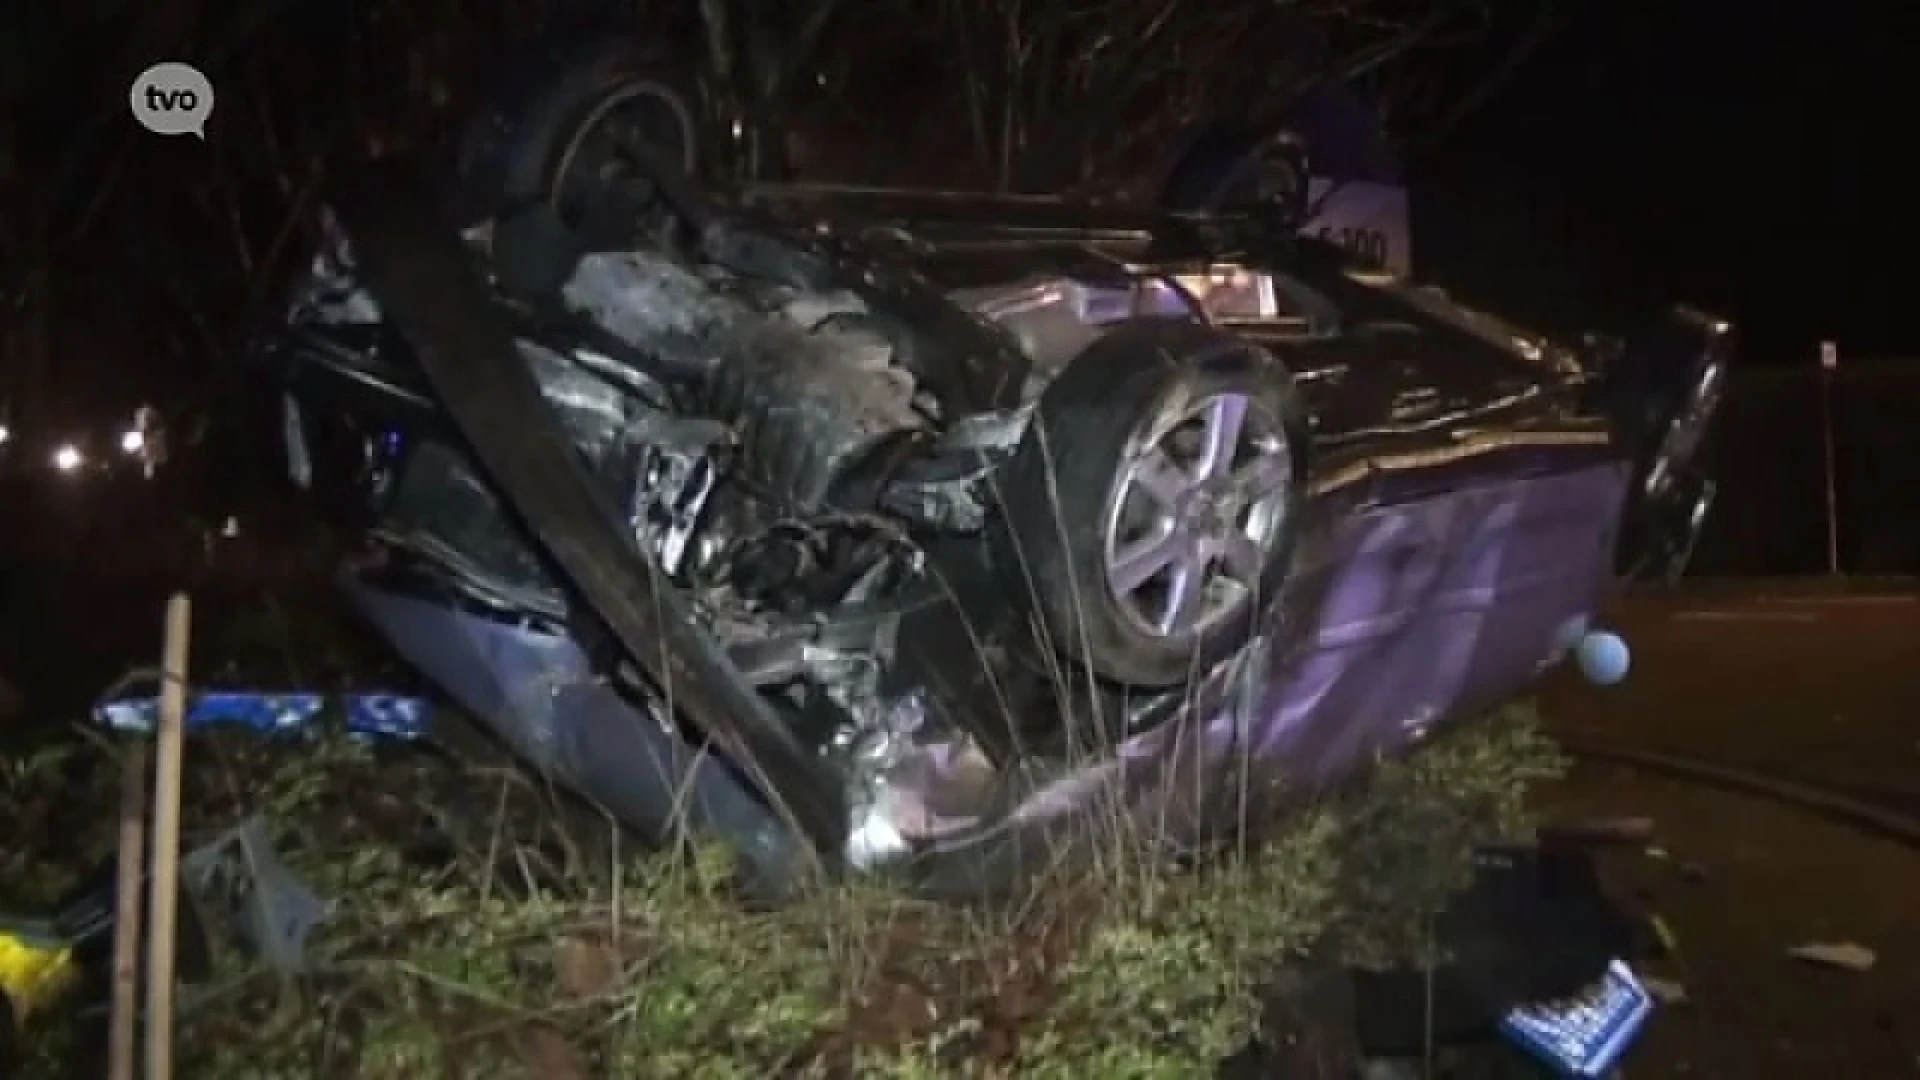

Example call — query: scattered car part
[180,817,329,976]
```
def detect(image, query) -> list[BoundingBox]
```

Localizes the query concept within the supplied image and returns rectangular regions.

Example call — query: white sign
[1302,178,1410,276]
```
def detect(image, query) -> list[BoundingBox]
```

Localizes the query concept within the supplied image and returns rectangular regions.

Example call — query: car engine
[280,205,1228,845]
[283,217,991,803]
[561,246,930,513]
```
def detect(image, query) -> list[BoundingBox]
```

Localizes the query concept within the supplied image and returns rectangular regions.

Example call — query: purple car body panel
[1248,458,1622,789]
[342,580,814,887]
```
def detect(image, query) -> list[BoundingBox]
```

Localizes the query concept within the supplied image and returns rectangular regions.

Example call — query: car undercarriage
[269,52,1728,899]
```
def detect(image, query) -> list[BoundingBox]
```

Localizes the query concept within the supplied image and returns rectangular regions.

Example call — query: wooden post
[106,744,149,1080]
[143,594,193,1080]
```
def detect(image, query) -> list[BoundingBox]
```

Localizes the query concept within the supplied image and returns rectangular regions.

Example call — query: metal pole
[1819,341,1840,576]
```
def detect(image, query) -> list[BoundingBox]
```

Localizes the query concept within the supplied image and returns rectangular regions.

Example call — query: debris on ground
[1544,814,1658,844]
[1787,941,1877,972]
[1647,914,1681,956]
[180,815,331,974]
[93,689,431,741]
[1638,843,1709,884]
[1642,975,1690,1005]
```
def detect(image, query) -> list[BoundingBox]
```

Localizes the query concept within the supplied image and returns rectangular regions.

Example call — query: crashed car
[270,54,1726,898]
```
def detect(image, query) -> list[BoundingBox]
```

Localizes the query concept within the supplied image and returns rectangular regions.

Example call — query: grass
[0,700,1563,1077]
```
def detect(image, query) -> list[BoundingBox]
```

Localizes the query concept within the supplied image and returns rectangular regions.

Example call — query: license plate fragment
[1499,958,1655,1078]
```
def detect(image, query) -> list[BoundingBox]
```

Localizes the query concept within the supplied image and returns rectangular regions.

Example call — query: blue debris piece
[1499,957,1656,1078]
[345,693,434,740]
[93,691,431,740]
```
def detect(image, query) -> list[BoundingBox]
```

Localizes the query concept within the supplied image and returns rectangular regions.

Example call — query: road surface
[1545,585,1920,813]
[1534,585,1920,1078]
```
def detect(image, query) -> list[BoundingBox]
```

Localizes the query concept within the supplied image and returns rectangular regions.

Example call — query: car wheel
[448,37,711,246]
[996,318,1309,687]
[540,68,712,245]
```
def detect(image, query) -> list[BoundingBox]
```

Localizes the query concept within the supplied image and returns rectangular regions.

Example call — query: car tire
[447,37,710,241]
[995,317,1309,688]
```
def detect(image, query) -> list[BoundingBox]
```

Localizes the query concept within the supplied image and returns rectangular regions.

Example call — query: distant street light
[0,424,10,446]
[120,428,146,454]
[52,445,84,472]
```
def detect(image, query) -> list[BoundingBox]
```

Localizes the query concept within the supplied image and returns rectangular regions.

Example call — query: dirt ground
[1532,584,1920,1078]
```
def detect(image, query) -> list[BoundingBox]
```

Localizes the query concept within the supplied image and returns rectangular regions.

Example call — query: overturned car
[270,54,1727,898]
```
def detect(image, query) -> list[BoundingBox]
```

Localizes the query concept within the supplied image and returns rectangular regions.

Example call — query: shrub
[0,704,1562,1077]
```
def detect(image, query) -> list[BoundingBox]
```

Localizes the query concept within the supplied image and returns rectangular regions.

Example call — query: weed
[0,701,1559,1076]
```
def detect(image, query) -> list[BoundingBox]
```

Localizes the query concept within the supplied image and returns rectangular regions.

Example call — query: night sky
[1416,1,1912,366]
[0,1,1910,434]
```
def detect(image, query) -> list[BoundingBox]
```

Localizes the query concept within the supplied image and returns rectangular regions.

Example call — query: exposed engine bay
[278,186,1293,870]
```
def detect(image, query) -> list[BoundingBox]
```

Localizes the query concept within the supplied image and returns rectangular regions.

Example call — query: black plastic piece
[1350,844,1641,1056]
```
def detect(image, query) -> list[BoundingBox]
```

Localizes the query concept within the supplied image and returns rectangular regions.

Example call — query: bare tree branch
[0,0,1557,432]
[1404,6,1570,154]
